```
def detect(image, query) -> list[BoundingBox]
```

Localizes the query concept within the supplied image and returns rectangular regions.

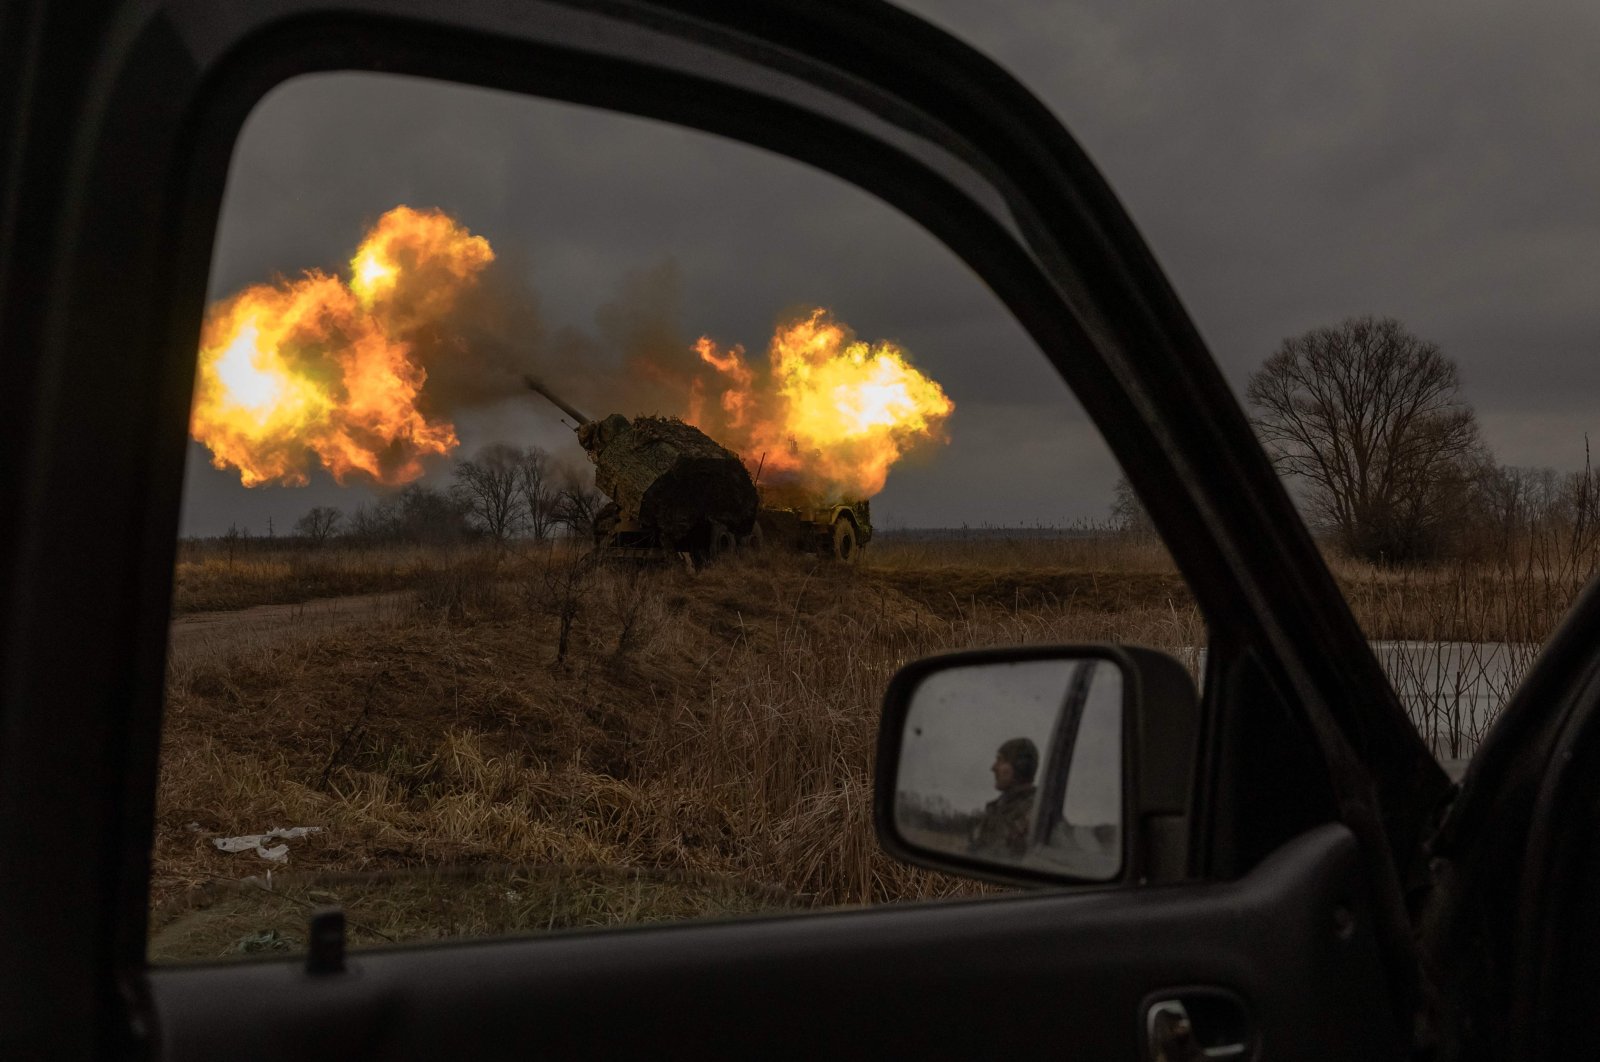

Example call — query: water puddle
[1180,641,1535,774]
[1370,641,1534,762]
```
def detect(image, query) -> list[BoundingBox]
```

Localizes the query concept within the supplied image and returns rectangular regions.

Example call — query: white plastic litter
[212,826,322,862]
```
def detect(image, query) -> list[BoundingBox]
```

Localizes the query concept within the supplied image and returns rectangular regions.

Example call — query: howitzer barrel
[523,376,590,426]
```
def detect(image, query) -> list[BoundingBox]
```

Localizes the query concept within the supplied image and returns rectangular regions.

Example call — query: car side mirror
[874,645,1199,887]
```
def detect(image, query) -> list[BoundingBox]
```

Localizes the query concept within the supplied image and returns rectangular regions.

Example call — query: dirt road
[167,591,411,664]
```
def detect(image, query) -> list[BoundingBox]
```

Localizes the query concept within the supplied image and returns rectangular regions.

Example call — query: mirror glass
[893,656,1122,881]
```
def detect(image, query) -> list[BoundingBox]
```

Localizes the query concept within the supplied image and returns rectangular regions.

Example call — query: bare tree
[553,462,604,539]
[221,523,246,568]
[1562,439,1600,558]
[293,505,343,546]
[515,446,561,541]
[1247,316,1486,564]
[1109,475,1154,535]
[452,443,525,544]
[347,499,395,544]
[1470,465,1563,545]
[530,547,591,668]
[395,484,472,546]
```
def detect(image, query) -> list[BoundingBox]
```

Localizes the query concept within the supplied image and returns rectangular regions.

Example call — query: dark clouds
[182,2,1600,535]
[909,1,1600,437]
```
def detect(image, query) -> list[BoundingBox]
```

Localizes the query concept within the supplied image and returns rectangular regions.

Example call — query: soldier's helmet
[997,737,1039,783]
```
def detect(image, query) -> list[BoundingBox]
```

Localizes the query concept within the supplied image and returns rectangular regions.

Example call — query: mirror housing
[874,644,1199,888]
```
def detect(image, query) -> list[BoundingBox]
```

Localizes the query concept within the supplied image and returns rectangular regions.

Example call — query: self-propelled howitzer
[524,377,758,561]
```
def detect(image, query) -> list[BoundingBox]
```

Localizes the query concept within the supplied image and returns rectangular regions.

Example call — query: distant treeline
[191,444,602,551]
[1113,316,1600,567]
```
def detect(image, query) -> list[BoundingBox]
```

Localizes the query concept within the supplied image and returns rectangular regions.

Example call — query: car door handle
[1145,995,1252,1061]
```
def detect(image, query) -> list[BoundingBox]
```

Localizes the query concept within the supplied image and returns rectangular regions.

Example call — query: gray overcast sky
[181,0,1600,536]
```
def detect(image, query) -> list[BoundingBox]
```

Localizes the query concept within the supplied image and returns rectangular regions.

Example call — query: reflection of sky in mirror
[1063,673,1120,826]
[899,659,1121,820]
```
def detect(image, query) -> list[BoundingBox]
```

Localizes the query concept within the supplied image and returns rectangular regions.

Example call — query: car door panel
[150,825,1395,1061]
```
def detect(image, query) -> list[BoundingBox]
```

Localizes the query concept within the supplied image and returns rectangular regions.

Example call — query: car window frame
[0,0,1452,1050]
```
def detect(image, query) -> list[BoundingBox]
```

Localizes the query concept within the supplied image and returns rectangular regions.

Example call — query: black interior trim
[148,824,1401,1061]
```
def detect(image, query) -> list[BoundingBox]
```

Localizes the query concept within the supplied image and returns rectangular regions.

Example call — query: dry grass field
[171,542,429,615]
[152,530,1593,960]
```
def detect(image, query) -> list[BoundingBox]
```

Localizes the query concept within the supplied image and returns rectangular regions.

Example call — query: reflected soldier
[969,737,1039,858]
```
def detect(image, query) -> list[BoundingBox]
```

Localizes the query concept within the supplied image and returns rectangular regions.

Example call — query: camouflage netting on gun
[591,416,758,544]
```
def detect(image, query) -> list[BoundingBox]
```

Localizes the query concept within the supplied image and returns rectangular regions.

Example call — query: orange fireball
[190,206,492,487]
[691,309,954,499]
